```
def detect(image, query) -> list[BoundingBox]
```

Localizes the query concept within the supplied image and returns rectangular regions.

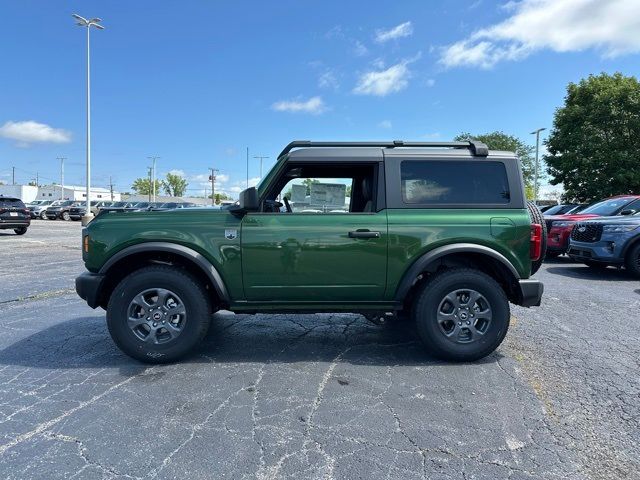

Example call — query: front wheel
[413,269,510,362]
[61,211,70,221]
[14,227,27,235]
[40,211,47,220]
[107,265,212,363]
[625,243,640,278]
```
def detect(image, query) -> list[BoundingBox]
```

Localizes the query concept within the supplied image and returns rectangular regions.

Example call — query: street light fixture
[147,156,160,202]
[253,155,269,178]
[530,127,546,205]
[72,14,104,225]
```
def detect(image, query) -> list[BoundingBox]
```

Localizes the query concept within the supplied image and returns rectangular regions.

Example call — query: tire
[413,268,510,362]
[40,211,47,220]
[14,227,27,235]
[61,211,70,221]
[527,201,547,275]
[107,265,212,363]
[624,243,640,278]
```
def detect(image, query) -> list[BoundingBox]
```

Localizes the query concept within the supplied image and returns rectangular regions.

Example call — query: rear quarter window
[400,160,510,205]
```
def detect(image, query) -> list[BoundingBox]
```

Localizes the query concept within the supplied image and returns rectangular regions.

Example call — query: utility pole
[147,167,152,202]
[36,172,39,187]
[530,127,546,205]
[209,168,219,205]
[109,175,114,201]
[253,155,269,178]
[12,166,15,185]
[147,156,160,202]
[57,157,67,199]
[246,147,249,188]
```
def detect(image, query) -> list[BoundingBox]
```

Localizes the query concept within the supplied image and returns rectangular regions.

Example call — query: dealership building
[0,184,120,203]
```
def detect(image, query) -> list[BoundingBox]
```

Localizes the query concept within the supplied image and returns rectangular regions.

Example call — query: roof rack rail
[277,140,489,159]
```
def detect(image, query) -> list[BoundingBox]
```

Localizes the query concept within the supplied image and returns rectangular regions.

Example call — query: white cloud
[378,120,392,129]
[375,21,413,43]
[353,61,411,96]
[353,40,369,57]
[425,78,436,87]
[318,70,339,90]
[0,120,71,145]
[168,169,186,177]
[440,0,640,69]
[228,176,261,194]
[271,96,327,114]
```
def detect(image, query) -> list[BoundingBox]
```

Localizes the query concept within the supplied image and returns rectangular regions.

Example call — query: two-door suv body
[77,141,544,363]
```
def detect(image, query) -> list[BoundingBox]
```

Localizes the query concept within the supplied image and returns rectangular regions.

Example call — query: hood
[577,215,640,225]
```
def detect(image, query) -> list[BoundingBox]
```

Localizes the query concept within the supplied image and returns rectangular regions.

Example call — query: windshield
[60,200,75,206]
[111,202,127,207]
[160,203,178,208]
[134,202,149,208]
[544,204,577,215]
[580,197,634,216]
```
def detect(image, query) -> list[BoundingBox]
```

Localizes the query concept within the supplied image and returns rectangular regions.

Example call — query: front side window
[280,178,352,213]
[401,160,510,205]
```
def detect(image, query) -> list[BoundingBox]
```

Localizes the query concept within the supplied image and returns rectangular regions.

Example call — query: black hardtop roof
[278,140,495,159]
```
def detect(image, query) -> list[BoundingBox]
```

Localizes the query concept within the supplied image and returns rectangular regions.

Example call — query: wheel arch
[97,242,230,310]
[394,243,522,307]
[621,234,640,261]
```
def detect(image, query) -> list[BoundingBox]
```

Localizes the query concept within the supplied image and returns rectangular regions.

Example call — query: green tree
[302,178,320,195]
[211,192,231,204]
[545,72,640,202]
[131,178,162,195]
[455,131,535,190]
[162,172,188,197]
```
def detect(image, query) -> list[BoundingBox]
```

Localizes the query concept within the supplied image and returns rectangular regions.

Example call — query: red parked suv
[545,195,640,257]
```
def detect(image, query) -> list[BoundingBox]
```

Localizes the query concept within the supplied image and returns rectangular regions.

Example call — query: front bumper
[567,237,626,265]
[517,279,544,307]
[75,272,106,309]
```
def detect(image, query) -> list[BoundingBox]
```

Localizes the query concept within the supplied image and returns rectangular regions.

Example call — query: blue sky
[1,0,639,198]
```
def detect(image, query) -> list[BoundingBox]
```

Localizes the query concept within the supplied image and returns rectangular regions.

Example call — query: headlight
[603,224,639,233]
[551,221,575,228]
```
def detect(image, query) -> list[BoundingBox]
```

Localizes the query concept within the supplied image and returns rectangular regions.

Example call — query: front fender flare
[393,243,521,302]
[99,242,230,303]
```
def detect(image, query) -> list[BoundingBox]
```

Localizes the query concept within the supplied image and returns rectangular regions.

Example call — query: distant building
[36,185,120,202]
[0,185,39,203]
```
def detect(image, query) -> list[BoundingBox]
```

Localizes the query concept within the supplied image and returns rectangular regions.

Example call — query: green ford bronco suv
[76,140,545,363]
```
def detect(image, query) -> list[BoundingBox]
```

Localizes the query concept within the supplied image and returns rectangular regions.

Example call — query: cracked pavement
[0,221,638,479]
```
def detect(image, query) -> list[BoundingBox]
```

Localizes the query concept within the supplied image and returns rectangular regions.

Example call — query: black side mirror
[620,209,636,216]
[230,187,259,216]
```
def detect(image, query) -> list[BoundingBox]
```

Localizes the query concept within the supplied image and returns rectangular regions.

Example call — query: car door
[241,165,388,303]
[241,211,387,302]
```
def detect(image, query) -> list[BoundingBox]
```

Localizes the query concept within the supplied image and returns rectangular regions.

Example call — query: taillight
[83,235,90,253]
[530,224,542,261]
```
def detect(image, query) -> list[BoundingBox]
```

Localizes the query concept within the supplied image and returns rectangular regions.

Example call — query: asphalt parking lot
[0,221,638,480]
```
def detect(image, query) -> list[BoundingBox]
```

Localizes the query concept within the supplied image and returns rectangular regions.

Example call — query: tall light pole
[253,155,269,178]
[72,14,104,225]
[209,168,219,205]
[148,156,160,202]
[57,157,66,200]
[530,127,546,205]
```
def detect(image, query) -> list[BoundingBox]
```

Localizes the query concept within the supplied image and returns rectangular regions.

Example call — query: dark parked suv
[0,196,30,235]
[77,140,544,363]
[568,214,640,276]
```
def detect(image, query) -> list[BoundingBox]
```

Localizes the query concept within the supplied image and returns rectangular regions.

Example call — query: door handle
[348,229,380,239]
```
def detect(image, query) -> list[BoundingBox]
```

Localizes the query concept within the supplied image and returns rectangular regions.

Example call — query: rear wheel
[61,211,70,221]
[413,269,510,362]
[625,243,640,278]
[107,265,212,363]
[14,227,27,235]
[527,201,547,274]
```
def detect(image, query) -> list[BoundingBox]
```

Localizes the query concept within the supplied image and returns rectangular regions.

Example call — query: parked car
[27,200,55,219]
[151,202,196,211]
[45,200,81,220]
[542,203,582,216]
[545,195,640,257]
[567,213,640,277]
[0,196,30,235]
[70,201,116,220]
[98,201,136,214]
[76,139,544,363]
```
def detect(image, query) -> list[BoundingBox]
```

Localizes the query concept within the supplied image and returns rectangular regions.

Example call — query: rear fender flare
[394,243,521,301]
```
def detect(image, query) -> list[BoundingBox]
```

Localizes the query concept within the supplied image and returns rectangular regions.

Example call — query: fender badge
[225,229,238,240]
